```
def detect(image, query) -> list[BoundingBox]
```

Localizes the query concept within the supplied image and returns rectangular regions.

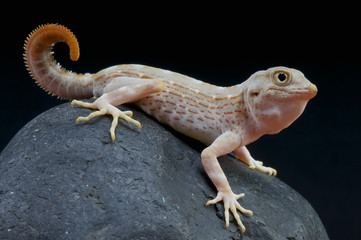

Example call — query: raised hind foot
[71,99,141,141]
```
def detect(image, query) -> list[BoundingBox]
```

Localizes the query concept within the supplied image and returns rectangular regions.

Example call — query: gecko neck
[229,81,267,144]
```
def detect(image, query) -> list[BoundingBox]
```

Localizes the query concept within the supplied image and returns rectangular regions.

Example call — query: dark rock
[0,103,328,240]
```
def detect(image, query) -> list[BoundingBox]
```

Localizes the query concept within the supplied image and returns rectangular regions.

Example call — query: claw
[110,113,119,142]
[230,205,245,232]
[235,193,245,200]
[76,109,107,122]
[122,111,133,117]
[206,193,222,206]
[71,100,97,109]
[225,204,230,228]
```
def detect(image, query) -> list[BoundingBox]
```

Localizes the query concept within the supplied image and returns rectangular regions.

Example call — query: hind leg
[72,77,163,141]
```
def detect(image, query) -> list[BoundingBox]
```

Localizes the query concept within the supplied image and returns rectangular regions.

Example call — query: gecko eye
[272,71,291,86]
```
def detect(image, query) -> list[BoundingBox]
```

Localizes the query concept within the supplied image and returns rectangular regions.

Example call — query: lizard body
[24,24,317,232]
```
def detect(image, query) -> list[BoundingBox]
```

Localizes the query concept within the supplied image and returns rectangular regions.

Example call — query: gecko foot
[71,100,141,141]
[206,191,253,232]
[249,160,277,176]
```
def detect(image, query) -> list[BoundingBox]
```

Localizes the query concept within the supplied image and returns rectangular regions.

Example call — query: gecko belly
[135,95,222,143]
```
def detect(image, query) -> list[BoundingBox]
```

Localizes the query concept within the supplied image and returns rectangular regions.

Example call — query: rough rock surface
[0,103,329,240]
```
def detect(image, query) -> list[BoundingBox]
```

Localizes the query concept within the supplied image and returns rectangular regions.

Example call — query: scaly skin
[24,24,317,232]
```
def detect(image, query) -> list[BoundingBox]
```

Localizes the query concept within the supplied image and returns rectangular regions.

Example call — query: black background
[1,4,360,239]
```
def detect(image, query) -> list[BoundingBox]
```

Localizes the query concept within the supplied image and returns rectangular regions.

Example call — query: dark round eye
[277,72,287,82]
[272,71,291,86]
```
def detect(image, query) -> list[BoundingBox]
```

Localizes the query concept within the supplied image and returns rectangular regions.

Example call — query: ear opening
[250,91,260,97]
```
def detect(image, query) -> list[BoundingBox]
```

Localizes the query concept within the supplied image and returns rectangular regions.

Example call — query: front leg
[202,132,253,232]
[234,146,277,176]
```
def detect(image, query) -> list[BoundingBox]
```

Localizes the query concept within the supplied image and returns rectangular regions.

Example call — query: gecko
[24,24,317,232]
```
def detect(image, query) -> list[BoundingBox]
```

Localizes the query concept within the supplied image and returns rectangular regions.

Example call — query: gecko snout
[308,83,318,99]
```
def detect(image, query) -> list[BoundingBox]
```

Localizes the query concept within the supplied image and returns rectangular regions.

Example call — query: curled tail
[24,24,94,99]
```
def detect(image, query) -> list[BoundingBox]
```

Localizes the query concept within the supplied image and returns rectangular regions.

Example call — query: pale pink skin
[25,24,317,232]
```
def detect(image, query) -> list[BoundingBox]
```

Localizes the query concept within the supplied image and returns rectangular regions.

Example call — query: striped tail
[24,24,94,100]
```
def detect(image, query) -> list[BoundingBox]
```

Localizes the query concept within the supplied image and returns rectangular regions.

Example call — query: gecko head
[245,66,317,134]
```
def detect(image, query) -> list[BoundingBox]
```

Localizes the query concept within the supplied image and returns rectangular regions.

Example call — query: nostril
[309,84,318,95]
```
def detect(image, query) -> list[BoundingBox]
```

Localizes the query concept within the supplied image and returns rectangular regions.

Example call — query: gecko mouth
[267,84,318,100]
